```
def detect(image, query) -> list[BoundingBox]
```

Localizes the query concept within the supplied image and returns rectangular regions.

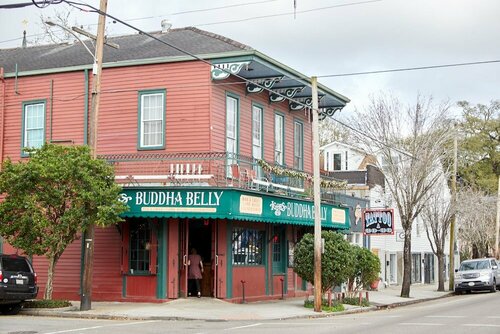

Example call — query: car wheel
[0,303,22,315]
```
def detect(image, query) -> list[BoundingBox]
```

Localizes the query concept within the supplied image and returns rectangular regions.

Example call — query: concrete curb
[19,293,455,321]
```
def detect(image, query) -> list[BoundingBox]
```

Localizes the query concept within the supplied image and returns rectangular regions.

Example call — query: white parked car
[454,258,500,294]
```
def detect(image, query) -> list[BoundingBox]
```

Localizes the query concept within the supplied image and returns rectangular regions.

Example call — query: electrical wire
[317,60,500,78]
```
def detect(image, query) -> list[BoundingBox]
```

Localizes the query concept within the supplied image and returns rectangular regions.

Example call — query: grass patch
[342,297,370,307]
[304,299,345,312]
[23,299,72,308]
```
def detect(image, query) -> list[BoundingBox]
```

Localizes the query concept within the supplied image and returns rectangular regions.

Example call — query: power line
[317,59,500,78]
[195,0,383,27]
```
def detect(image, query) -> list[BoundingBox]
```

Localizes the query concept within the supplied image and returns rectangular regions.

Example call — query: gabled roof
[320,141,366,154]
[0,26,349,109]
[0,27,252,73]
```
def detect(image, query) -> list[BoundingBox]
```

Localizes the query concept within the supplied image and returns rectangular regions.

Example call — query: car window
[460,260,490,271]
[491,260,497,267]
[1,257,31,272]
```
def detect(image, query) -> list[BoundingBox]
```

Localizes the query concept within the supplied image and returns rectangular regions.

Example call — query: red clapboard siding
[2,71,86,162]
[96,61,212,155]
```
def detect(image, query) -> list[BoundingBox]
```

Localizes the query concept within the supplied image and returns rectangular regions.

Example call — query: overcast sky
[1,0,499,116]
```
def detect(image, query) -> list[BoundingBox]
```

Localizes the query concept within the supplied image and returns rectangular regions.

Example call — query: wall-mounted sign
[395,229,405,242]
[362,208,394,235]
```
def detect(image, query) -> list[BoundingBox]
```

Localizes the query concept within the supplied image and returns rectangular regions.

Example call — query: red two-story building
[0,27,350,302]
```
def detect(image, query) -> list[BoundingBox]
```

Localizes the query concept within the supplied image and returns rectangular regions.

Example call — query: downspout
[83,69,89,145]
[1,68,6,167]
[49,79,54,142]
[14,63,19,95]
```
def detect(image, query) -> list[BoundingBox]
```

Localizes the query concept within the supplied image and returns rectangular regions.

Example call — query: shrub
[304,299,345,312]
[23,299,72,308]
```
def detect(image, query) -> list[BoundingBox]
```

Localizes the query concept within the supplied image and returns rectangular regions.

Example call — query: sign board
[362,208,394,235]
[119,188,350,229]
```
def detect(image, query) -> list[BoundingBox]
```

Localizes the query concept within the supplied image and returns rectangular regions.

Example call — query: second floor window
[293,121,303,170]
[274,114,284,165]
[22,101,45,155]
[333,153,342,170]
[252,105,262,161]
[226,94,239,171]
[139,90,165,149]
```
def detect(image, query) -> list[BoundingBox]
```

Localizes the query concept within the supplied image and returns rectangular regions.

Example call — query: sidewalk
[21,284,453,321]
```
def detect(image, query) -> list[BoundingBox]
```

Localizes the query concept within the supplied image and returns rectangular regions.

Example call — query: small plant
[342,297,370,307]
[23,299,72,308]
[304,299,345,312]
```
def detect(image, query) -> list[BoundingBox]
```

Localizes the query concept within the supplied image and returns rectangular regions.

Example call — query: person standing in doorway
[188,248,204,297]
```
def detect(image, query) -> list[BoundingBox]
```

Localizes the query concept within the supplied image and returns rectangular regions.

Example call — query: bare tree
[457,187,496,259]
[319,117,351,146]
[351,94,453,297]
[422,179,454,292]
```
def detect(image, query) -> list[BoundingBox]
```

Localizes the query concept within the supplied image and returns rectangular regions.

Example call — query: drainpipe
[0,68,5,166]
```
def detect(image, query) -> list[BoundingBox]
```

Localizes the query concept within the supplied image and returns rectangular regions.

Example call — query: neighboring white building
[321,141,451,286]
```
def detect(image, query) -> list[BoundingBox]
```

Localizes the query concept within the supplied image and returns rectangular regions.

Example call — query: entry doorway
[180,219,218,298]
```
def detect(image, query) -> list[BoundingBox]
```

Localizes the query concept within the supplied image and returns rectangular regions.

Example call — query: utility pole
[448,126,457,292]
[311,77,322,312]
[81,0,107,311]
[495,176,500,259]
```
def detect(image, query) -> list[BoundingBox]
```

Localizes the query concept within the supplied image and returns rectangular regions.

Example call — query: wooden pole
[311,76,322,312]
[448,127,457,291]
[81,0,107,311]
[495,176,500,259]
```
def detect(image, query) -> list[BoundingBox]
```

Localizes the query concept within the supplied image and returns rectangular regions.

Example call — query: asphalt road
[1,292,500,334]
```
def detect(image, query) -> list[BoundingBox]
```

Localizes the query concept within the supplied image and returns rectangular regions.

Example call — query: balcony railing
[100,151,346,201]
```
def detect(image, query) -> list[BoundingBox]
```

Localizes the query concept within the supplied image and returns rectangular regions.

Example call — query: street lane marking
[463,324,500,328]
[487,316,500,319]
[224,323,262,331]
[426,315,466,318]
[400,322,444,326]
[266,322,370,326]
[43,320,161,334]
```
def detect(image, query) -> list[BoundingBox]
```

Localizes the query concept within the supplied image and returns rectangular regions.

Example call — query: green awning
[118,188,349,230]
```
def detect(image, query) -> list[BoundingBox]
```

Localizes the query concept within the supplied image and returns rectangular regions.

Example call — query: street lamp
[44,20,98,73]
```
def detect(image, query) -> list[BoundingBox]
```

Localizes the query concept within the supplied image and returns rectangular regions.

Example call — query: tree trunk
[401,229,412,298]
[44,255,59,300]
[437,251,445,292]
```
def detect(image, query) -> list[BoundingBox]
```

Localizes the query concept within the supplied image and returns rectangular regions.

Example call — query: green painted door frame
[156,219,168,299]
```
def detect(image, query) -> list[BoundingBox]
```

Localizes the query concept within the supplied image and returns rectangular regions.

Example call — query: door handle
[183,255,187,266]
[215,255,219,266]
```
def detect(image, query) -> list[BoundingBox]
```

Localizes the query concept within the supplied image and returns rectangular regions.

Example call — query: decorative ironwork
[269,86,304,103]
[288,97,312,111]
[211,61,250,80]
[319,107,343,121]
[245,76,283,94]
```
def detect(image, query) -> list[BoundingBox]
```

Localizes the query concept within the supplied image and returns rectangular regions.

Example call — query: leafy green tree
[346,246,381,293]
[456,100,499,194]
[0,144,126,299]
[293,231,353,294]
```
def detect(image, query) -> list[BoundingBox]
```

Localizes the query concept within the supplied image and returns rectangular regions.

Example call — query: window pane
[24,103,45,150]
[274,114,284,165]
[294,122,303,169]
[130,222,151,273]
[333,153,342,170]
[232,227,264,266]
[141,93,164,147]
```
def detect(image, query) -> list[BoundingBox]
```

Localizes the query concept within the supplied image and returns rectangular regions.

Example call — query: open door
[179,219,189,297]
[212,220,219,298]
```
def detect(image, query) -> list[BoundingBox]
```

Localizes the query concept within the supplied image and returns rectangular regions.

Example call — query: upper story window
[226,94,239,170]
[252,104,263,161]
[138,90,165,150]
[274,114,284,165]
[333,153,342,170]
[22,100,45,156]
[293,120,303,170]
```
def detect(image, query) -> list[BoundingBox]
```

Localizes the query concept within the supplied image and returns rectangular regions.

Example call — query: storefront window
[130,222,151,273]
[231,227,264,266]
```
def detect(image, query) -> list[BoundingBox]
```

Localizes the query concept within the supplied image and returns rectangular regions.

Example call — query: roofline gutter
[3,49,349,104]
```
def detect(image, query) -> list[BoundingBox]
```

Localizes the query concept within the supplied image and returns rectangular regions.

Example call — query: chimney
[22,30,27,48]
[161,19,172,33]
